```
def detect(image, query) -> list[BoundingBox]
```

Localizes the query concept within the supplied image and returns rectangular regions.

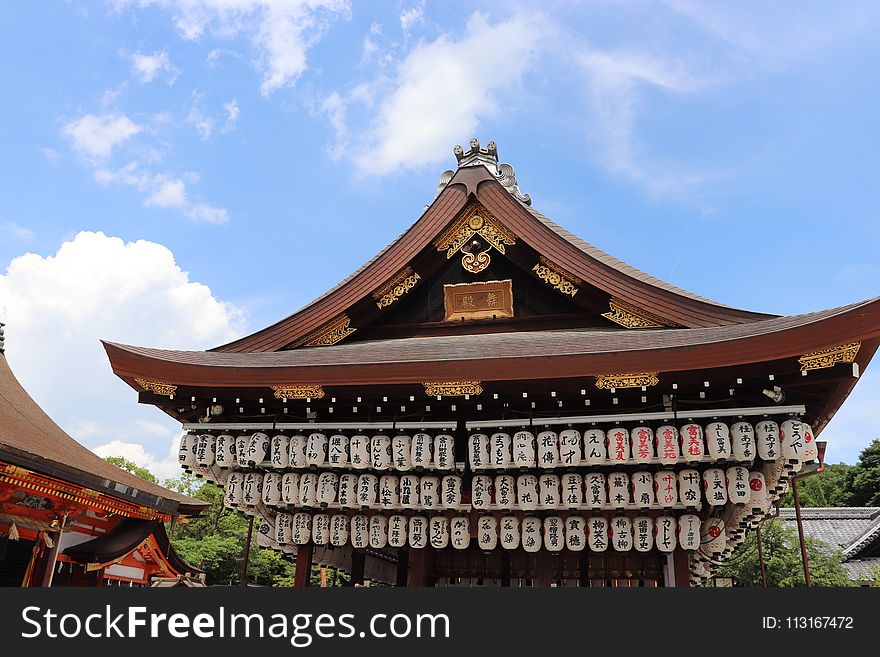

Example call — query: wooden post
[395,549,410,587]
[791,478,812,588]
[240,516,254,587]
[293,543,314,588]
[407,548,427,587]
[671,549,691,588]
[39,532,62,588]
[756,525,768,587]
[536,551,553,587]
[500,550,511,587]
[578,550,590,587]
[351,549,365,586]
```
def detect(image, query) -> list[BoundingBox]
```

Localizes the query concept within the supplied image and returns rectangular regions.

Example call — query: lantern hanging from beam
[275,512,292,545]
[513,430,536,468]
[755,420,780,461]
[328,434,349,467]
[288,434,308,469]
[678,469,701,509]
[611,516,633,552]
[632,471,655,508]
[490,432,512,469]
[726,466,750,505]
[292,512,312,545]
[586,472,607,508]
[703,468,727,507]
[234,434,249,468]
[700,518,726,555]
[281,472,300,506]
[262,472,283,506]
[400,474,420,509]
[632,426,654,464]
[356,473,378,508]
[537,430,561,468]
[225,472,243,507]
[243,472,263,506]
[330,514,349,546]
[337,473,357,509]
[607,427,630,464]
[371,434,392,470]
[544,516,564,552]
[451,516,470,550]
[312,514,330,545]
[215,433,235,467]
[178,433,197,469]
[305,432,328,468]
[469,433,491,470]
[563,473,583,508]
[559,428,582,467]
[565,515,586,551]
[748,471,770,515]
[730,421,755,462]
[680,424,705,463]
[478,516,498,551]
[411,432,432,469]
[588,516,609,552]
[429,516,450,549]
[802,422,818,462]
[678,514,700,551]
[270,434,290,469]
[298,473,318,508]
[516,474,539,511]
[633,516,653,552]
[500,515,520,549]
[369,514,388,549]
[317,472,339,507]
[351,514,369,549]
[392,434,412,471]
[656,425,679,465]
[495,475,515,510]
[349,434,370,469]
[655,470,678,508]
[379,475,401,510]
[256,518,274,549]
[442,475,462,508]
[608,471,631,509]
[471,475,492,510]
[434,434,455,470]
[539,474,560,509]
[408,516,428,549]
[196,433,216,467]
[780,419,806,465]
[247,432,271,467]
[654,515,677,552]
[420,475,440,509]
[705,422,731,461]
[582,428,607,465]
[521,516,542,553]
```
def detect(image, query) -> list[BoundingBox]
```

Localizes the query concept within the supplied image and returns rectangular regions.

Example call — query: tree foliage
[103,455,159,484]
[841,439,880,507]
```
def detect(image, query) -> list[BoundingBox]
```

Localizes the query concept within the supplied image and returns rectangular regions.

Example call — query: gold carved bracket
[135,378,177,396]
[595,372,659,390]
[292,315,356,348]
[798,342,861,371]
[271,385,326,400]
[532,256,581,297]
[423,381,483,397]
[372,267,422,309]
[602,297,680,329]
[434,205,516,274]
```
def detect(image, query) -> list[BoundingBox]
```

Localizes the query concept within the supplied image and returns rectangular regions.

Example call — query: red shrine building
[103,140,880,587]
[0,323,206,587]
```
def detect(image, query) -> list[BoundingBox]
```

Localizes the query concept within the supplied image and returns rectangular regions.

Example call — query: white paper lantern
[539,474,560,509]
[582,429,607,465]
[705,422,731,461]
[371,434,392,470]
[312,514,330,545]
[330,514,349,546]
[400,474,420,509]
[317,472,339,507]
[477,516,498,551]
[214,434,235,468]
[281,472,300,506]
[327,434,349,467]
[755,420,780,461]
[298,473,318,508]
[730,422,755,462]
[434,434,455,470]
[451,516,470,550]
[356,473,378,508]
[337,473,357,509]
[351,514,369,549]
[275,512,292,545]
[608,471,631,509]
[537,430,561,468]
[500,516,520,549]
[178,433,198,469]
[562,473,583,509]
[288,434,308,468]
[379,475,400,509]
[748,471,770,515]
[494,475,515,510]
[429,516,449,549]
[225,472,244,507]
[305,433,328,468]
[588,516,609,552]
[234,435,250,468]
[256,518,274,549]
[292,512,312,545]
[565,516,586,551]
[632,471,655,508]
[491,432,512,468]
[420,476,440,509]
[558,429,582,467]
[516,474,539,511]
[701,518,726,554]
[392,434,412,471]
[544,516,564,552]
[680,424,705,463]
[243,472,263,506]
[632,426,655,464]
[633,516,653,552]
[408,516,428,548]
[268,434,289,469]
[262,472,283,506]
[585,473,607,508]
[802,423,818,462]
[442,475,462,508]
[653,470,677,508]
[513,430,536,468]
[703,468,727,506]
[522,516,542,553]
[655,425,680,465]
[762,460,787,496]
[726,466,750,505]
[369,514,388,548]
[246,432,270,467]
[678,514,701,551]
[677,469,701,508]
[780,419,807,464]
[469,433,491,470]
[196,433,216,467]
[388,514,407,548]
[654,515,677,552]
[349,434,370,469]
[607,427,631,463]
[611,516,633,552]
[411,433,432,469]
[471,475,492,510]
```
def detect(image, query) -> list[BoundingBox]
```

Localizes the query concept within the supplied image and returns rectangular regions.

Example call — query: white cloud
[221,99,240,132]
[0,231,246,478]
[2,221,35,241]
[62,113,141,160]
[144,175,188,208]
[130,50,179,84]
[40,147,62,166]
[400,2,425,34]
[186,203,230,225]
[92,432,183,481]
[322,91,347,160]
[186,106,214,139]
[351,11,544,175]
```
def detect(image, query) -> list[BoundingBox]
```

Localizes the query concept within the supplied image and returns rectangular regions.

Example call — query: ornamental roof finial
[0,322,5,353]
[437,138,531,206]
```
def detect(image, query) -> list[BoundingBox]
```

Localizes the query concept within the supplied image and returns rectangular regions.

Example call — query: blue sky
[1,1,879,476]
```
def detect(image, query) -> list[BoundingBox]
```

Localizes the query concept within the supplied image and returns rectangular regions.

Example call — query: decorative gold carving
[372,267,422,309]
[423,381,483,397]
[271,385,326,400]
[595,372,660,390]
[443,280,514,321]
[798,342,861,371]
[292,315,356,348]
[532,256,581,297]
[435,204,516,274]
[601,297,680,329]
[134,378,177,396]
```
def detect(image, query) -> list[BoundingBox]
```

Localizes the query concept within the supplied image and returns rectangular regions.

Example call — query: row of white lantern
[260,512,724,554]
[468,419,816,470]
[222,467,778,515]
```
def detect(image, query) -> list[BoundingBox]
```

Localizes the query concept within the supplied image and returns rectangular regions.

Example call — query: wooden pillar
[395,549,410,587]
[293,543,313,588]
[240,516,254,587]
[407,548,427,587]
[500,550,511,587]
[666,549,691,588]
[39,532,62,588]
[578,550,590,587]
[536,551,553,587]
[350,549,365,586]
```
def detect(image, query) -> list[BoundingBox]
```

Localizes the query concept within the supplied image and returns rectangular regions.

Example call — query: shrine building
[0,323,206,587]
[102,140,880,587]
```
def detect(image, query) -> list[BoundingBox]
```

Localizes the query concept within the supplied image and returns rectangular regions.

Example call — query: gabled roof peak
[436,138,531,206]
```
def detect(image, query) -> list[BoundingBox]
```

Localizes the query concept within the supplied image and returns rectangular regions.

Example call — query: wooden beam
[293,543,313,588]
[672,549,691,588]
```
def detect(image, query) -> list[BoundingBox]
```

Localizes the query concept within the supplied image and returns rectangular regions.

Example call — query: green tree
[842,439,880,507]
[779,462,852,507]
[103,455,159,484]
[719,519,853,587]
